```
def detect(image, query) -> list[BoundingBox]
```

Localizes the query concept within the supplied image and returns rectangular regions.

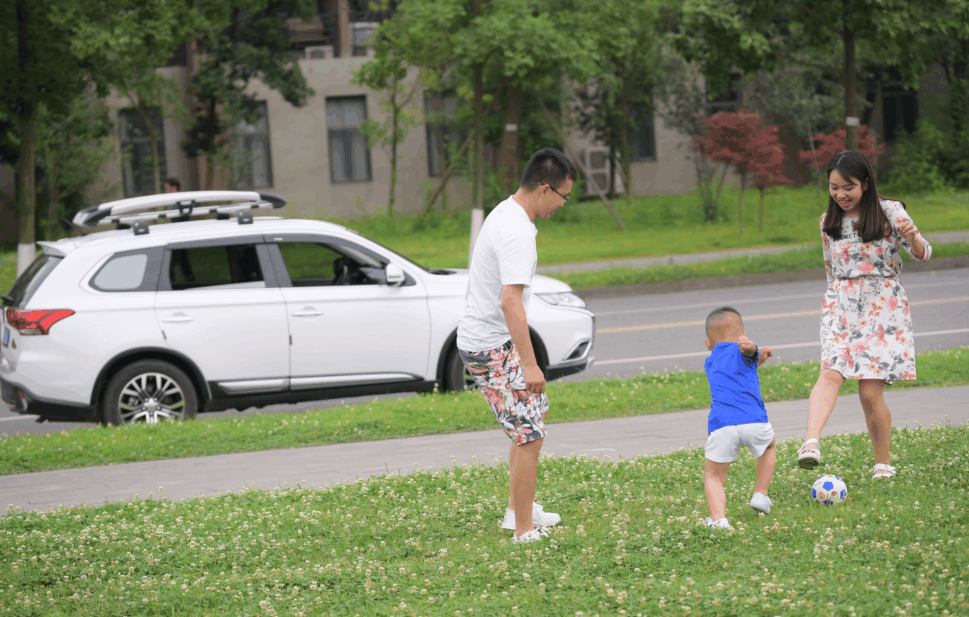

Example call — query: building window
[232,102,274,189]
[707,72,743,115]
[119,108,167,197]
[629,105,656,161]
[327,96,372,183]
[424,92,464,177]
[881,89,918,143]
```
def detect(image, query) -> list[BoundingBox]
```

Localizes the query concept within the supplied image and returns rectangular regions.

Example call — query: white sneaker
[512,527,549,544]
[703,517,733,530]
[750,492,772,514]
[501,503,561,530]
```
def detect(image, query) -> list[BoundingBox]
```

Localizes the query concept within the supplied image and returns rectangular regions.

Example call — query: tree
[799,125,884,171]
[185,0,315,189]
[64,0,199,195]
[573,0,668,206]
[678,0,939,150]
[353,4,442,215]
[0,0,90,274]
[653,47,725,222]
[35,96,115,240]
[749,128,791,232]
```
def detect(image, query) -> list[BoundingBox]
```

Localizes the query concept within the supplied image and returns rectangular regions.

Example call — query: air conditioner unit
[305,45,334,60]
[577,147,624,196]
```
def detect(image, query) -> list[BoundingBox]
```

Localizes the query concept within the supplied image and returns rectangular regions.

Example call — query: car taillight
[4,309,75,335]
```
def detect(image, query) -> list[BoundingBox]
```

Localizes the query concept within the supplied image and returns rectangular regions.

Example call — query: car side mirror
[385,263,405,286]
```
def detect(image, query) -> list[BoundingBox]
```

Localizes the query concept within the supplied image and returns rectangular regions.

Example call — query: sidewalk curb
[574,256,969,300]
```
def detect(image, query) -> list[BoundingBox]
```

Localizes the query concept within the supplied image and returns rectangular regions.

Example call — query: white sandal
[872,463,897,479]
[797,438,821,469]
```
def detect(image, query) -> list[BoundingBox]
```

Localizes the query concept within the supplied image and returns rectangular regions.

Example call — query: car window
[278,242,383,287]
[91,253,149,291]
[6,254,63,307]
[169,244,265,290]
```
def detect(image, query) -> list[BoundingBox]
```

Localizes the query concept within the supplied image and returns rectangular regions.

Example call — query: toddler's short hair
[705,306,743,338]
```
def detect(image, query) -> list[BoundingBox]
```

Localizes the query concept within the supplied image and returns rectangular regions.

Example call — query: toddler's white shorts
[705,422,774,463]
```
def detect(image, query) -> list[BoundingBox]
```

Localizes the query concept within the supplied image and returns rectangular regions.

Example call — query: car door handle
[292,310,324,317]
[161,314,195,323]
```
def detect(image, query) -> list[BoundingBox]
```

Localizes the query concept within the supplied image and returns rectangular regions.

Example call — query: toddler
[702,306,776,529]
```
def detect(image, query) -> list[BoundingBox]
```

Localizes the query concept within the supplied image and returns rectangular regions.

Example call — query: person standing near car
[457,147,577,544]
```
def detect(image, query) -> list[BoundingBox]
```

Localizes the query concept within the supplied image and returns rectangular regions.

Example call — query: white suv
[1,191,595,425]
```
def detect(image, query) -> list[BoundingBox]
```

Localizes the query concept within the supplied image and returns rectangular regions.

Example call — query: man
[457,147,577,544]
[164,178,181,193]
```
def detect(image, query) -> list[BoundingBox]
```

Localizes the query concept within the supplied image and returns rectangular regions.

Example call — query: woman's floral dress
[820,199,932,382]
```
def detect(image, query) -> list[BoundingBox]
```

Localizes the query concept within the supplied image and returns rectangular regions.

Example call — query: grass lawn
[552,242,969,290]
[1,424,967,616]
[2,347,966,476]
[341,186,969,268]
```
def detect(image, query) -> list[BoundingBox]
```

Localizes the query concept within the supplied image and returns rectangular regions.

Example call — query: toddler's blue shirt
[704,342,768,434]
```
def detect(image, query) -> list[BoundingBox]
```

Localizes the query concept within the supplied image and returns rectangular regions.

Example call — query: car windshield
[352,233,431,272]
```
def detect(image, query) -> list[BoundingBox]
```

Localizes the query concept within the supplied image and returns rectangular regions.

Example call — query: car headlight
[536,292,586,309]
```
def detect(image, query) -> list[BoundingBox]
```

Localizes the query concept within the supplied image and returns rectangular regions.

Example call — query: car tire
[103,360,199,426]
[442,346,476,393]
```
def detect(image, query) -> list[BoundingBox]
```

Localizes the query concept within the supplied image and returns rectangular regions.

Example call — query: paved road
[2,268,967,435]
[3,385,967,515]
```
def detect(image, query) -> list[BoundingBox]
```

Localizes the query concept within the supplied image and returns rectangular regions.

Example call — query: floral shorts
[459,340,549,445]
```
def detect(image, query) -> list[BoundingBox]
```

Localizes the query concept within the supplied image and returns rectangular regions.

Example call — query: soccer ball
[812,475,848,505]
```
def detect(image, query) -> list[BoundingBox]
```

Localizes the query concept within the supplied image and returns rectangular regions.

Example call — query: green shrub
[885,120,949,194]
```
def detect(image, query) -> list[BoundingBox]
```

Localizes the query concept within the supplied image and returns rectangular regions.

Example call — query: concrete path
[3,385,967,516]
[537,230,969,275]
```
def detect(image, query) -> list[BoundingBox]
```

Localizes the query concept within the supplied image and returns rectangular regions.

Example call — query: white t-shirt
[457,196,538,352]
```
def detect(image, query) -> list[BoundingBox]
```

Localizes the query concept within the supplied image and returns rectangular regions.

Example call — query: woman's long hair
[822,150,902,242]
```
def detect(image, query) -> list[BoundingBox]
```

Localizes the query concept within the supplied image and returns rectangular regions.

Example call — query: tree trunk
[619,68,633,208]
[843,0,858,150]
[388,86,399,216]
[136,103,162,194]
[16,104,38,275]
[737,172,746,234]
[497,85,524,194]
[46,149,60,241]
[758,187,765,232]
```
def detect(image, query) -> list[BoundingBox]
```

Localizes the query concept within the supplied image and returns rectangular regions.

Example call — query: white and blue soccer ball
[812,474,848,505]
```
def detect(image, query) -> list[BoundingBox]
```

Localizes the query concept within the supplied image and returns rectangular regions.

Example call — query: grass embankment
[2,347,966,476]
[344,186,969,268]
[555,242,969,290]
[2,187,968,293]
[2,425,967,616]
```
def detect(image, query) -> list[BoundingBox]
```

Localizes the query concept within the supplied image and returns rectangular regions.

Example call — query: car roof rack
[73,191,287,234]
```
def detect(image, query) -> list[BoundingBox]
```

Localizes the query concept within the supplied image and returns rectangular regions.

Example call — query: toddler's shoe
[750,492,772,514]
[501,503,561,530]
[703,517,733,530]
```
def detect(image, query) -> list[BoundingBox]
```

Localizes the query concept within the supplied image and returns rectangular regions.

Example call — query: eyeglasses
[546,184,570,203]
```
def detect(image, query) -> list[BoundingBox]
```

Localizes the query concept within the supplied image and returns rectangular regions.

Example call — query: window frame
[326,96,373,183]
[157,238,280,292]
[88,247,164,293]
[231,101,275,189]
[629,105,657,162]
[424,91,465,177]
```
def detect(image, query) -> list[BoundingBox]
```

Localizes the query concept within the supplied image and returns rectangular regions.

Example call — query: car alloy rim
[118,373,186,424]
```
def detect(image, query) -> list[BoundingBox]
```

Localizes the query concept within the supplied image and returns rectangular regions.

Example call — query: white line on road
[0,415,39,422]
[593,278,969,317]
[595,327,969,366]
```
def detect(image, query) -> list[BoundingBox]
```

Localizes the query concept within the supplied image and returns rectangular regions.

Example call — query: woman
[797,150,932,479]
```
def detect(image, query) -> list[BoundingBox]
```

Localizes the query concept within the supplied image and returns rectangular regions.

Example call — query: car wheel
[103,360,198,426]
[442,346,476,393]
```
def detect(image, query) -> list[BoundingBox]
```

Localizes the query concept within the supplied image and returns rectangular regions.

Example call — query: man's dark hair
[705,306,743,338]
[519,148,578,192]
[165,177,181,190]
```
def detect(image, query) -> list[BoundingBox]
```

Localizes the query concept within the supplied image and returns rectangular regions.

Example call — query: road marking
[0,415,38,422]
[595,327,969,366]
[596,297,969,334]
[593,279,969,316]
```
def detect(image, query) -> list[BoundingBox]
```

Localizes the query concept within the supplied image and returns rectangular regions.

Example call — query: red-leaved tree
[799,126,885,172]
[751,132,791,231]
[696,109,788,234]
